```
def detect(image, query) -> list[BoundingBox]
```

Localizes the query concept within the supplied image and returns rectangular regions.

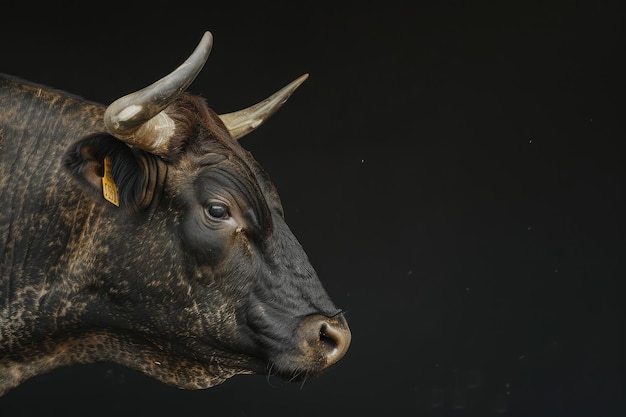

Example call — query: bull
[0,31,351,396]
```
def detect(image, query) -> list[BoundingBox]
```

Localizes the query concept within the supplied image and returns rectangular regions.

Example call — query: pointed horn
[104,31,213,154]
[219,73,309,140]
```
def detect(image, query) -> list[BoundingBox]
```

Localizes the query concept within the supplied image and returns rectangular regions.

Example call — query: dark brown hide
[0,34,350,397]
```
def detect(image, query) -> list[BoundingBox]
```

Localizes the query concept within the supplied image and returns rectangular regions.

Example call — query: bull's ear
[64,134,147,211]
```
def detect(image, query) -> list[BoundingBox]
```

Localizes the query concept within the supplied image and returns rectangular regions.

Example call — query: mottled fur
[0,74,349,396]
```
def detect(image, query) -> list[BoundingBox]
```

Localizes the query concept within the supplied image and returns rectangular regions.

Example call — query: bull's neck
[0,195,105,348]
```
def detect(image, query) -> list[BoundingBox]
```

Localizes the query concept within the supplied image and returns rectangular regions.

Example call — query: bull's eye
[206,202,230,220]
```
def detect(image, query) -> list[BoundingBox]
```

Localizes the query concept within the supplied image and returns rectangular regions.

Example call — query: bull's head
[61,31,351,389]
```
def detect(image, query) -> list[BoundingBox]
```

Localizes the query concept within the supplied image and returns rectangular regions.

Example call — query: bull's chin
[115,346,259,390]
[93,330,329,390]
[117,333,335,389]
[133,337,334,389]
[92,330,266,390]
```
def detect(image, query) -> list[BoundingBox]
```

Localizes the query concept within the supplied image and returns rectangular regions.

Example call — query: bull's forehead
[203,138,279,199]
[169,134,282,224]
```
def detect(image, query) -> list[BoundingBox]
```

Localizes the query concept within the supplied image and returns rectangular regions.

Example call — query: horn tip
[295,73,309,86]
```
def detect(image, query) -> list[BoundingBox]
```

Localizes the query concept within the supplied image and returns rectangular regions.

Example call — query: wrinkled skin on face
[0,79,350,396]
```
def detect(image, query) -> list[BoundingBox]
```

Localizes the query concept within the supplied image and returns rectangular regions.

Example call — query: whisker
[299,372,310,390]
[265,362,277,388]
[288,369,302,383]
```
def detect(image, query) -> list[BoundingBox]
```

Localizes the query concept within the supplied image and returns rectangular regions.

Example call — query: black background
[1,1,624,416]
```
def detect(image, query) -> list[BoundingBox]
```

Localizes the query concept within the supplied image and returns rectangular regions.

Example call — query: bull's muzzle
[296,314,351,370]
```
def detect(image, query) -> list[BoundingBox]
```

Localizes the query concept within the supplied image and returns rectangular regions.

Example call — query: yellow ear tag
[102,156,120,207]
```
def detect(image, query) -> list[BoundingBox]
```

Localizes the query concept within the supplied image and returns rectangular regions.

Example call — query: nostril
[297,314,351,369]
[319,323,338,350]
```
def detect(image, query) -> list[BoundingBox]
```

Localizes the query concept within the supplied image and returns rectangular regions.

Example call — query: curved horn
[219,73,309,140]
[104,31,213,154]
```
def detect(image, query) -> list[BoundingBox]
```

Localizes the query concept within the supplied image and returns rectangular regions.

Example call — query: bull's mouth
[231,312,352,383]
[131,312,351,390]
